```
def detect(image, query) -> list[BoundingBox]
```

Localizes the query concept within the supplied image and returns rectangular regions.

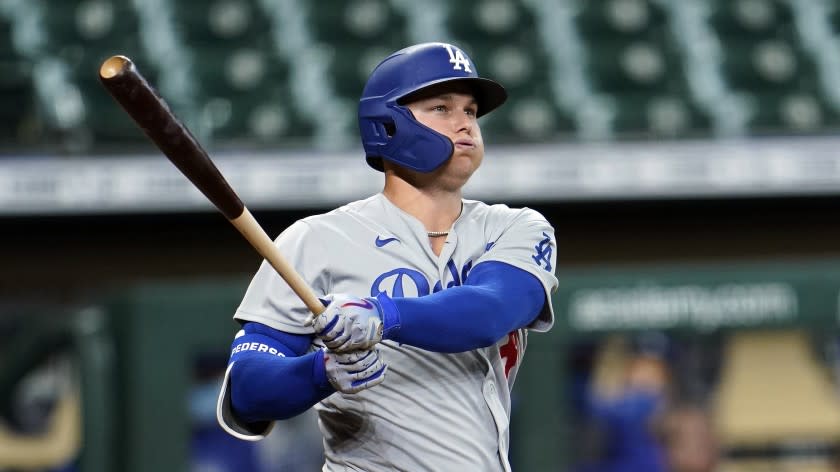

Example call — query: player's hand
[324,347,387,394]
[309,294,384,352]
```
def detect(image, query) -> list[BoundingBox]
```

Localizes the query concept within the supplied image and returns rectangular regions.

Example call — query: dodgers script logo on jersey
[370,231,554,297]
[443,44,472,72]
[370,258,473,298]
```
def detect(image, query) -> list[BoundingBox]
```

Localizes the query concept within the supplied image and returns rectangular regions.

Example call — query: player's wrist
[311,348,334,392]
[370,292,400,340]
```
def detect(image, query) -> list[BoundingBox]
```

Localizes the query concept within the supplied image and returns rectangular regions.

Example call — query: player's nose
[451,110,474,134]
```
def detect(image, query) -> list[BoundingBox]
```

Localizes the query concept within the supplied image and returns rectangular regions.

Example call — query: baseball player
[217,42,559,471]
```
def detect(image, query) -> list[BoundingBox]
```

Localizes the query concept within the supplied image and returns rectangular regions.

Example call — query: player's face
[404,84,484,188]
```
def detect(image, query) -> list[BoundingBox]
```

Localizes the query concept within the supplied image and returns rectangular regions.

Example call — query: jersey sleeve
[233,220,329,334]
[217,361,274,441]
[475,208,558,332]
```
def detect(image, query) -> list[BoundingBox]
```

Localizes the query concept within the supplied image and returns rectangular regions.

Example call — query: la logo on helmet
[443,44,472,72]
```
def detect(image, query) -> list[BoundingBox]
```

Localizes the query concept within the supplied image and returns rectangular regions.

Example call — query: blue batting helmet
[358,42,507,173]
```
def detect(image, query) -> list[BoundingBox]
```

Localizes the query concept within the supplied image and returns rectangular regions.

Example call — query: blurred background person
[658,403,720,472]
[575,334,673,472]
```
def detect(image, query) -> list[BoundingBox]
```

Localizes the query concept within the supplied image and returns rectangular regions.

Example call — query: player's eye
[431,104,448,112]
[465,107,477,117]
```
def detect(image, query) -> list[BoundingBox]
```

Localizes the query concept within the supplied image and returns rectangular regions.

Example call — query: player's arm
[313,260,545,353]
[384,260,544,351]
[217,322,386,440]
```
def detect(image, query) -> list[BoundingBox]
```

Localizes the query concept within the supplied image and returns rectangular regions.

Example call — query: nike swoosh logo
[341,299,374,309]
[375,236,399,247]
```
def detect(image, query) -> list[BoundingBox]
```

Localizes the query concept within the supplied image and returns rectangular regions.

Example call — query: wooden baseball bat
[98,55,325,316]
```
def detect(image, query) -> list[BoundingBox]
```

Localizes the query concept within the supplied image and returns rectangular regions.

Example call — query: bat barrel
[99,54,324,316]
[98,55,245,220]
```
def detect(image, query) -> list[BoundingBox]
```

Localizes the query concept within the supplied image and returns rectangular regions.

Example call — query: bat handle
[229,209,326,317]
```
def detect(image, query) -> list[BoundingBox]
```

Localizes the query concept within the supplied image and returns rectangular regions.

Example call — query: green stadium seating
[464,40,551,96]
[305,0,410,109]
[199,91,313,145]
[2,0,840,152]
[305,0,408,45]
[447,0,538,38]
[191,47,290,97]
[743,91,840,135]
[328,44,398,102]
[720,39,818,92]
[707,0,795,39]
[445,0,574,138]
[574,0,669,41]
[707,0,826,134]
[584,40,685,93]
[77,80,154,144]
[24,0,151,147]
[480,94,574,143]
[608,93,711,138]
[170,0,272,48]
[571,0,702,137]
[0,17,35,145]
[188,46,311,144]
[41,0,142,48]
[828,3,840,36]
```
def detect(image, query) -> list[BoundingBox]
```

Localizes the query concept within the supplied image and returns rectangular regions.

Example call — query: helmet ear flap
[386,106,454,172]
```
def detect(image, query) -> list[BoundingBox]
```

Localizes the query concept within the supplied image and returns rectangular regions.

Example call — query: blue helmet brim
[395,76,507,118]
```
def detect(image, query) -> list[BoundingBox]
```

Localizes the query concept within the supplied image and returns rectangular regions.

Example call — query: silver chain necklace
[426,231,449,238]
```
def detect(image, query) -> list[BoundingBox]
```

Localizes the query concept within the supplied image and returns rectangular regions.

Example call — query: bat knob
[99,55,132,80]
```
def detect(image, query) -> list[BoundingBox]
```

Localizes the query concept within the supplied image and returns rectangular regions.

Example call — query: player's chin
[441,151,482,182]
[451,146,483,166]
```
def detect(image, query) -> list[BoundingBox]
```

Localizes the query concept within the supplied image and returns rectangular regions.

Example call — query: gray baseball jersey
[218,193,558,471]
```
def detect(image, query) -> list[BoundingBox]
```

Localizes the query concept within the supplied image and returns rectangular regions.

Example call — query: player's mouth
[454,138,476,149]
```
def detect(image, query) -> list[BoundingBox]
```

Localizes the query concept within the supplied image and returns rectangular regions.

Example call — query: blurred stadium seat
[609,92,711,138]
[3,0,840,152]
[28,0,153,148]
[0,16,35,148]
[303,0,410,103]
[447,0,574,141]
[306,0,408,46]
[575,0,669,40]
[572,0,707,138]
[707,0,837,134]
[170,0,272,48]
[707,0,794,39]
[189,47,313,145]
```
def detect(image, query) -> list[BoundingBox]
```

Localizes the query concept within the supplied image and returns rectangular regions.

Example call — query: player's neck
[382,173,462,233]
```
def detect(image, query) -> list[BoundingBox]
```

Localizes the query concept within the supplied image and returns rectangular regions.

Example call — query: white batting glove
[309,294,384,352]
[324,348,387,394]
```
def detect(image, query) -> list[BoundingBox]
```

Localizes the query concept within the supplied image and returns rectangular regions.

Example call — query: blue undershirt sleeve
[228,322,334,423]
[377,260,545,353]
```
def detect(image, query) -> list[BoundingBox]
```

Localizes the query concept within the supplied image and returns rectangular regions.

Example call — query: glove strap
[370,291,401,340]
